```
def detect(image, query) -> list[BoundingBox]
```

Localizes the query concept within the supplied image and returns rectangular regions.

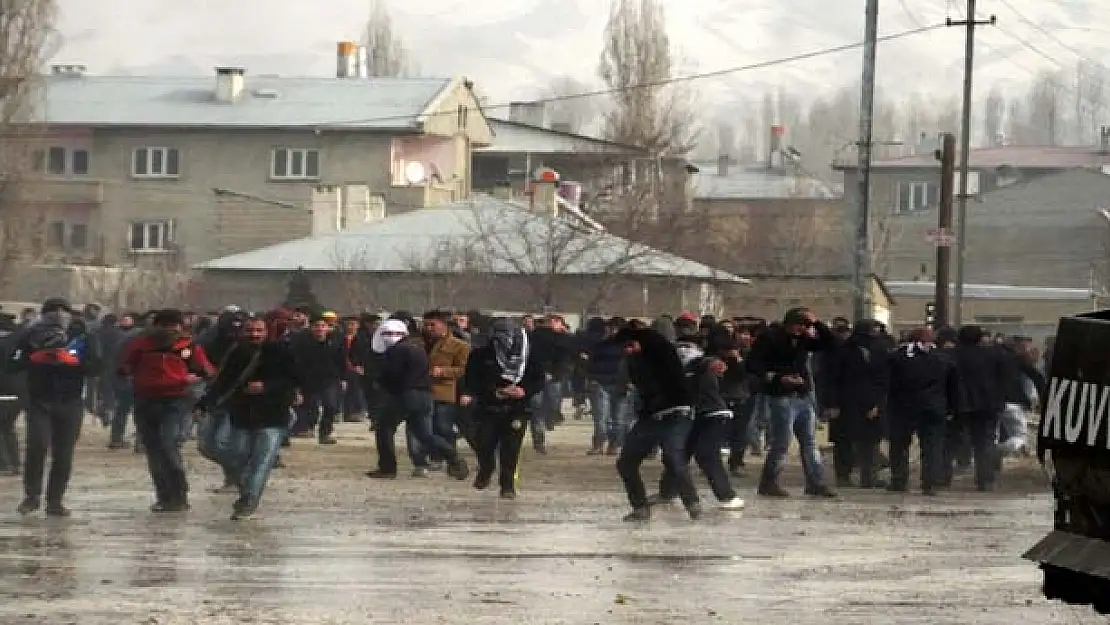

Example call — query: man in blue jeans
[745,308,837,498]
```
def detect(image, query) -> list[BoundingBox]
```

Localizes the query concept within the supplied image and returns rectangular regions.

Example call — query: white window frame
[132,147,180,178]
[896,181,934,213]
[271,147,320,180]
[128,220,175,253]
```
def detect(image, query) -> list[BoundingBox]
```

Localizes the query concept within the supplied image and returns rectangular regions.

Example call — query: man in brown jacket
[414,310,470,472]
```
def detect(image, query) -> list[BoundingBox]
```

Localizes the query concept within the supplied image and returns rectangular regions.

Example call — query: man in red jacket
[121,309,214,512]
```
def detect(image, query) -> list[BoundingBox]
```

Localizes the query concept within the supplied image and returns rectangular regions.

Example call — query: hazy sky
[55,0,1101,106]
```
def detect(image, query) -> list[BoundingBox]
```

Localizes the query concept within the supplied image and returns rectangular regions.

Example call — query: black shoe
[473,475,492,490]
[446,458,469,481]
[273,456,286,469]
[921,486,938,496]
[533,445,548,455]
[45,505,71,518]
[757,484,790,498]
[280,438,291,448]
[17,497,40,515]
[150,501,190,513]
[107,441,128,450]
[685,502,703,520]
[499,490,517,500]
[365,470,397,479]
[805,485,838,498]
[623,507,651,522]
[645,493,678,507]
[319,436,338,445]
[231,505,257,521]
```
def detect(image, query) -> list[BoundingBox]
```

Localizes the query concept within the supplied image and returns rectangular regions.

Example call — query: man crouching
[199,317,301,521]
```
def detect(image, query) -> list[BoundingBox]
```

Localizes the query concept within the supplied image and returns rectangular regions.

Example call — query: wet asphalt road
[0,420,1084,624]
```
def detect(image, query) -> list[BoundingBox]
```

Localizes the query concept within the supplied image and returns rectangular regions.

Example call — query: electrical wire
[995,0,1100,65]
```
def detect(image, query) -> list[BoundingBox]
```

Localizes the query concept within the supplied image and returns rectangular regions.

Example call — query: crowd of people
[0,298,1046,523]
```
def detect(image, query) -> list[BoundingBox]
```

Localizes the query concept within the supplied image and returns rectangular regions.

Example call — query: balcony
[387,182,460,212]
[9,178,104,204]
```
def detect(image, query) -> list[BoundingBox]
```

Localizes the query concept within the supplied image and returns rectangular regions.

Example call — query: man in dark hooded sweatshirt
[947,325,1007,491]
[460,318,544,499]
[613,326,700,522]
[9,297,101,516]
[824,320,891,489]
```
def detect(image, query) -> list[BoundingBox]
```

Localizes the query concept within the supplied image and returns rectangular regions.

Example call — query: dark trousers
[943,419,973,478]
[361,377,385,428]
[293,383,341,439]
[660,416,736,502]
[963,412,1001,489]
[134,397,189,505]
[617,416,697,509]
[473,408,528,493]
[108,377,135,445]
[888,407,946,490]
[0,399,21,472]
[374,390,458,475]
[342,372,366,419]
[831,409,883,485]
[23,399,83,505]
[727,396,753,470]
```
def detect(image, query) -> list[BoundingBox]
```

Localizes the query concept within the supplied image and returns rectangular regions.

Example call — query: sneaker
[718,497,746,511]
[365,470,397,479]
[17,497,40,515]
[499,490,517,500]
[230,507,256,521]
[411,467,430,478]
[45,505,71,518]
[622,507,651,522]
[446,458,470,481]
[757,484,790,498]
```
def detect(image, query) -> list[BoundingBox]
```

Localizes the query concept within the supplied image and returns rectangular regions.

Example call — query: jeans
[409,401,459,464]
[616,416,697,509]
[405,408,435,467]
[589,383,628,450]
[530,378,564,448]
[23,399,83,505]
[660,416,737,502]
[759,394,826,490]
[134,397,189,505]
[888,407,946,490]
[108,377,135,445]
[228,425,284,510]
[0,399,22,472]
[295,383,341,439]
[375,390,458,475]
[198,409,237,483]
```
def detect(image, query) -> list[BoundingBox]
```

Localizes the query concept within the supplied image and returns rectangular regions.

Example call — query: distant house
[882,169,1110,289]
[193,193,746,316]
[7,43,493,269]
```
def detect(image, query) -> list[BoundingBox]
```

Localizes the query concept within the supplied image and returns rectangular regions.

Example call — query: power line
[995,0,1099,64]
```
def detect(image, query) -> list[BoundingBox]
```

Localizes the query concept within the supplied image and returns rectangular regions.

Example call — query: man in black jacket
[528,315,574,453]
[824,320,891,489]
[8,297,101,517]
[613,326,700,522]
[289,316,346,445]
[365,319,468,480]
[947,325,1007,491]
[887,327,958,495]
[460,318,544,499]
[746,308,836,498]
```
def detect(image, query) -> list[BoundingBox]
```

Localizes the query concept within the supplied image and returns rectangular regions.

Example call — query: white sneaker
[718,497,746,511]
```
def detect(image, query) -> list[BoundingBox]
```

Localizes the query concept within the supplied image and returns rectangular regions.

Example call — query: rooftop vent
[51,64,87,76]
[253,88,279,99]
[214,67,245,103]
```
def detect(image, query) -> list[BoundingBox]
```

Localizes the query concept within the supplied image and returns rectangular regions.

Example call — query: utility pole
[934,133,956,327]
[853,0,879,323]
[947,2,996,327]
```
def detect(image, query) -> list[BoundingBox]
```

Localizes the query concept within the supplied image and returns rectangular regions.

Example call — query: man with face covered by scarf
[459,318,544,499]
[612,326,701,522]
[366,318,469,480]
[8,297,101,516]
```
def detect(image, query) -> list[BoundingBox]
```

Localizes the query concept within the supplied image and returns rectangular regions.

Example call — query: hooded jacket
[200,339,299,430]
[746,321,834,397]
[615,327,691,419]
[121,328,215,399]
[823,325,891,414]
[677,341,730,419]
[8,312,101,401]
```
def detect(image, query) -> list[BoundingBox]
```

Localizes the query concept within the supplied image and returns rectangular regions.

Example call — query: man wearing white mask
[365,318,469,480]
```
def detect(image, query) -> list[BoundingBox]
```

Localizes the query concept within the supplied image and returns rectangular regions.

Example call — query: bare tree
[1028,69,1066,145]
[73,262,193,311]
[1074,60,1108,145]
[0,0,57,296]
[597,0,698,156]
[983,86,1005,146]
[361,0,416,78]
[543,75,599,134]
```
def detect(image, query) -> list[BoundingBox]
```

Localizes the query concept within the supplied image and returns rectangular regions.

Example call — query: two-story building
[11,46,492,270]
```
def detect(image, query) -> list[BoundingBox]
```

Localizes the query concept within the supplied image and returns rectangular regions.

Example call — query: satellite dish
[404,161,426,184]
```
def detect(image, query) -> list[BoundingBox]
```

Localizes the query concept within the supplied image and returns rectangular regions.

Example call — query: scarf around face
[371,318,409,354]
[490,318,528,385]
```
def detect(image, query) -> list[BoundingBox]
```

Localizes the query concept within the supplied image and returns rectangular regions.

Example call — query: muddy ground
[0,417,1094,624]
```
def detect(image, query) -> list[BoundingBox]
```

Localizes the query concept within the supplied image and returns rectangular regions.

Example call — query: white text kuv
[1042,377,1110,448]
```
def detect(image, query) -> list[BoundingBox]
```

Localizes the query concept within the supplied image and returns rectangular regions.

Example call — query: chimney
[508,101,547,128]
[1100,126,1110,154]
[717,154,730,177]
[337,41,362,78]
[214,67,245,103]
[768,124,785,168]
[529,168,560,218]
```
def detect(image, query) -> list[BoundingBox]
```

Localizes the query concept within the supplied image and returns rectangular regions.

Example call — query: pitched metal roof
[39,74,455,130]
[885,281,1097,301]
[476,119,647,155]
[196,195,746,283]
[690,166,840,200]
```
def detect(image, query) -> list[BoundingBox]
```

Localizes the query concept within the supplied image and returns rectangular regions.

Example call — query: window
[457,104,467,129]
[129,220,174,252]
[132,147,180,178]
[46,221,64,247]
[895,181,937,213]
[47,147,66,174]
[271,148,320,180]
[70,224,88,249]
[72,149,89,175]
